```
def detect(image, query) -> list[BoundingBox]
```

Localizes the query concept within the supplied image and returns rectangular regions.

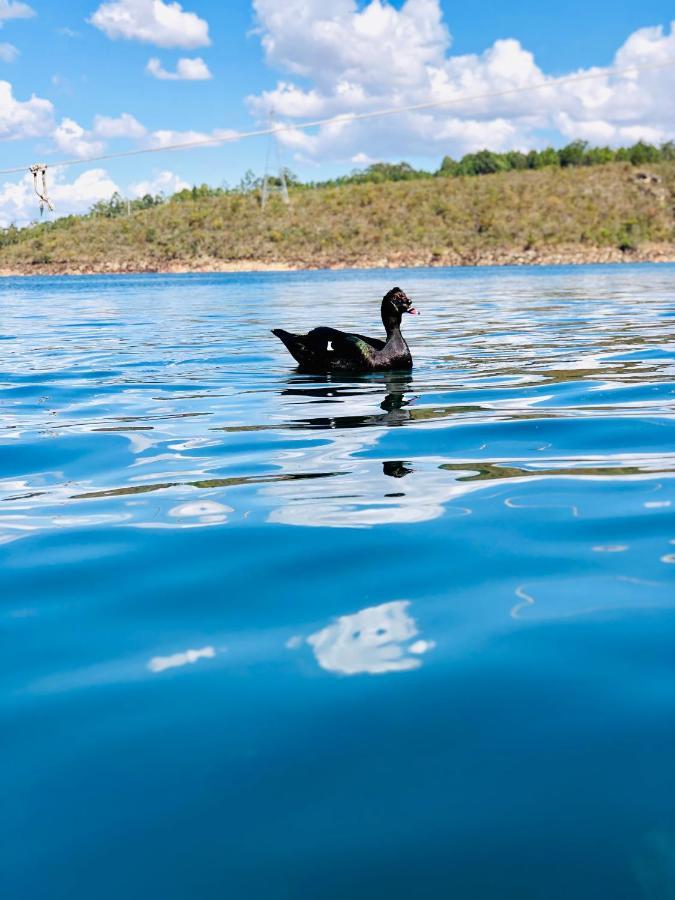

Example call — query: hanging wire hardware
[29,164,54,215]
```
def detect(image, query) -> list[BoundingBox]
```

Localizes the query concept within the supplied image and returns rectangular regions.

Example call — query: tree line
[81,138,675,219]
[321,140,675,184]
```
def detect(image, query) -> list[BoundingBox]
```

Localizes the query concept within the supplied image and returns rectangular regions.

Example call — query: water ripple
[2,267,675,900]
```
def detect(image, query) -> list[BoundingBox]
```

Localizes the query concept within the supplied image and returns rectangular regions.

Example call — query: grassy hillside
[1,161,674,274]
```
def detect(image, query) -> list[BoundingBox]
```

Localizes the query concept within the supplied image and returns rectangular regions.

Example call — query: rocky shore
[2,242,674,277]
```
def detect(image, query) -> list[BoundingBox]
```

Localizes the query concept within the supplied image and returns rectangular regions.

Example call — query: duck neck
[386,330,407,356]
[383,312,403,345]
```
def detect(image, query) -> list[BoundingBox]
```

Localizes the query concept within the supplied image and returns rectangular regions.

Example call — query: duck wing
[273,326,378,371]
[304,327,381,370]
[352,332,386,351]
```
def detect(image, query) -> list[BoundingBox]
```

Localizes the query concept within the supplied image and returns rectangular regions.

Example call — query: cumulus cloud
[0,167,119,226]
[0,0,34,26]
[146,55,212,80]
[254,0,448,88]
[53,116,105,158]
[0,79,53,139]
[92,111,147,138]
[0,41,18,61]
[145,125,239,149]
[0,80,102,162]
[248,0,675,163]
[89,0,210,49]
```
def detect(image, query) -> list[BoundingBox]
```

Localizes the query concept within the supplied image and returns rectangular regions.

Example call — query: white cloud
[0,79,53,139]
[351,151,375,165]
[0,87,106,170]
[53,116,105,158]
[0,0,34,26]
[145,125,238,149]
[90,0,210,49]
[148,126,209,146]
[254,0,448,88]
[0,167,120,226]
[147,646,215,673]
[248,1,675,163]
[93,111,147,138]
[0,41,18,61]
[47,168,120,211]
[146,55,212,80]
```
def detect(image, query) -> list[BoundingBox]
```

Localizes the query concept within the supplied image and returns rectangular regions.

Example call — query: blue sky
[0,0,674,223]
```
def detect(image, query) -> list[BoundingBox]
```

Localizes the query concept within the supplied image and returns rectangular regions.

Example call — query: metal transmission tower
[261,111,289,211]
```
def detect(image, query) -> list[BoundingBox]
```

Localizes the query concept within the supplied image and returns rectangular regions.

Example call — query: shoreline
[1,243,675,276]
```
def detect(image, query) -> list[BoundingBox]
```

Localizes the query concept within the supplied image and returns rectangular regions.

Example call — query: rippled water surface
[2,266,675,899]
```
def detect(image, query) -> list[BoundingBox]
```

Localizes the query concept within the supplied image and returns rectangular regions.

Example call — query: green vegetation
[1,141,674,273]
[322,140,675,183]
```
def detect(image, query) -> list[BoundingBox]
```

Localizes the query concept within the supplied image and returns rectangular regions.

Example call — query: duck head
[381,287,419,335]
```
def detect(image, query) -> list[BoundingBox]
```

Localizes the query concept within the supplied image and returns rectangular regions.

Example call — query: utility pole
[261,109,289,211]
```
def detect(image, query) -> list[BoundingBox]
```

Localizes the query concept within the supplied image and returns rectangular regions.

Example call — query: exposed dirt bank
[2,242,674,277]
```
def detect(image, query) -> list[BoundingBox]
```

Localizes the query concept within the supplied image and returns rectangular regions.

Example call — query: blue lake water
[1,265,674,899]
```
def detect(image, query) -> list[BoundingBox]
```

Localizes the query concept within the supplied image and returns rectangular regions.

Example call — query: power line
[0,58,673,177]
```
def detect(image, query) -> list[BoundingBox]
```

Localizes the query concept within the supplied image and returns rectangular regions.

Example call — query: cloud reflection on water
[148,646,216,673]
[169,499,232,524]
[297,601,434,675]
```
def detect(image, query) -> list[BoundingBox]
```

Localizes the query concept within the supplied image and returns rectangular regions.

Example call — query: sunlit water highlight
[2,265,674,899]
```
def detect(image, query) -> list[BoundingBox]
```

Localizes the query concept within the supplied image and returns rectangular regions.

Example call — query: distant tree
[264,167,300,189]
[321,161,431,187]
[168,183,225,202]
[456,150,509,176]
[191,183,208,200]
[584,146,616,165]
[558,141,588,167]
[627,141,660,165]
[438,155,458,176]
[171,188,194,203]
[133,193,163,210]
[90,192,125,217]
[370,162,424,181]
[0,223,20,247]
[350,162,427,183]
[237,170,262,193]
[505,151,528,170]
[526,147,560,169]
[660,140,675,161]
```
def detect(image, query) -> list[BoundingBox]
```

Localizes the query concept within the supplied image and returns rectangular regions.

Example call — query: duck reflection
[296,600,434,675]
[281,374,414,430]
[266,374,479,527]
[383,460,413,478]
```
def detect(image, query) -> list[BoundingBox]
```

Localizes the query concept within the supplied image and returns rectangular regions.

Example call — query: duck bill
[406,307,420,315]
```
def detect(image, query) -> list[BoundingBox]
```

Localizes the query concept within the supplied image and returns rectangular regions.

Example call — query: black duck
[272,287,419,372]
